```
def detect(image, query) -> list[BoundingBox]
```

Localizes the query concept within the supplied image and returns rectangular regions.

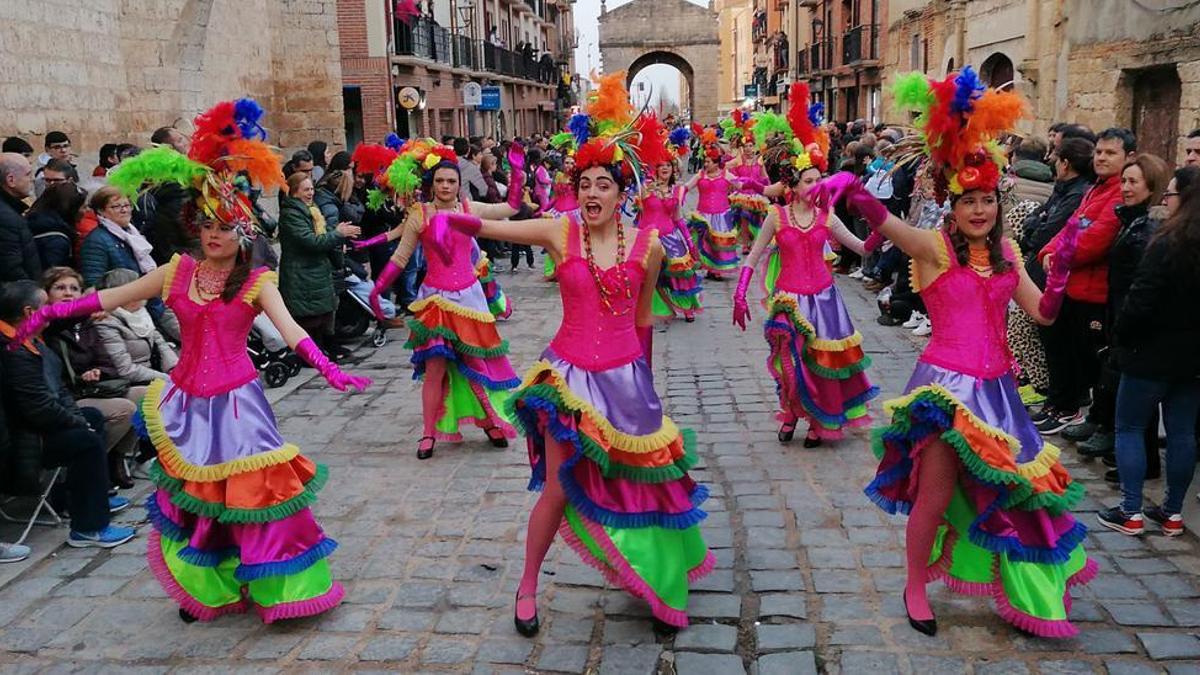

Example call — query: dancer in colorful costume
[734,85,878,448]
[724,111,770,254]
[422,71,712,636]
[848,68,1094,637]
[541,153,582,281]
[634,116,703,322]
[368,139,523,459]
[12,99,372,623]
[683,130,739,278]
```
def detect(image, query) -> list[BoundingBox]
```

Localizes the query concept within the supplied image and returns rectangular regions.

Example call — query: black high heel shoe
[803,430,823,449]
[484,427,509,449]
[652,618,679,637]
[417,436,436,460]
[903,591,937,636]
[514,592,539,637]
[179,608,198,624]
[778,421,797,443]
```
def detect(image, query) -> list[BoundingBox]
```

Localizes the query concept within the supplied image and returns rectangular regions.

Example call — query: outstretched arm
[258,281,371,392]
[470,200,518,220]
[827,213,866,257]
[471,216,564,257]
[741,208,780,271]
[386,217,423,270]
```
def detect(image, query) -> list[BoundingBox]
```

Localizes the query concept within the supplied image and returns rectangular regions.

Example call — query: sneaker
[1018,384,1048,407]
[1143,506,1184,537]
[901,311,926,330]
[1097,507,1144,535]
[847,267,864,279]
[912,318,932,337]
[108,496,130,514]
[0,542,31,563]
[68,525,136,549]
[1061,420,1098,443]
[130,458,155,480]
[1036,409,1083,435]
[1029,406,1055,425]
[1078,431,1115,458]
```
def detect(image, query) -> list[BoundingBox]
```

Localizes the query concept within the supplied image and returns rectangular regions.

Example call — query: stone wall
[0,0,345,172]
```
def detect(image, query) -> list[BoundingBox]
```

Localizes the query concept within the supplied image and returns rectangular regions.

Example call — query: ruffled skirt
[693,211,738,276]
[475,254,512,320]
[138,378,342,623]
[506,350,714,626]
[865,363,1096,637]
[729,192,770,249]
[652,228,703,319]
[404,282,518,440]
[764,287,878,438]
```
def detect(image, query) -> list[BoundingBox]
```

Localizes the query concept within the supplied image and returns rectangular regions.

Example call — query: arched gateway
[598,0,720,124]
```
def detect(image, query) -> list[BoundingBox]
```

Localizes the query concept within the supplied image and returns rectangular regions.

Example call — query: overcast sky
[573,0,710,110]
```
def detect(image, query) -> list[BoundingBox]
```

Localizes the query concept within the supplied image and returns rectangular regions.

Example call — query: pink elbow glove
[369,260,403,321]
[295,338,372,392]
[863,230,886,254]
[845,187,890,231]
[427,211,482,265]
[741,179,765,195]
[507,143,527,211]
[1038,216,1083,322]
[807,172,859,212]
[732,266,754,330]
[636,325,652,368]
[10,293,103,348]
[350,233,389,250]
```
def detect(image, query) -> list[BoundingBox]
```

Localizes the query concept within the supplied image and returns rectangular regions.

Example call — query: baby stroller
[248,325,301,389]
[334,258,395,348]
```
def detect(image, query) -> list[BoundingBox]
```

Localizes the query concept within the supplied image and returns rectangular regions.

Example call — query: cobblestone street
[2,268,1200,674]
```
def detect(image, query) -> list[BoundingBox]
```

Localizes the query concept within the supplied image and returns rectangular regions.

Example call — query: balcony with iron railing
[809,38,836,72]
[394,17,451,65]
[395,17,561,86]
[795,48,808,75]
[842,24,879,65]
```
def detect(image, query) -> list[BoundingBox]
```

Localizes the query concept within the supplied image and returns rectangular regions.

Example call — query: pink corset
[697,175,730,214]
[420,205,478,291]
[165,255,267,397]
[731,163,765,191]
[920,232,1019,379]
[639,191,679,231]
[552,181,578,212]
[549,215,654,371]
[774,206,834,294]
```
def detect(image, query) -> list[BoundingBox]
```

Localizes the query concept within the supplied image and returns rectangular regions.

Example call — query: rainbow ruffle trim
[476,255,513,319]
[507,361,714,626]
[139,379,342,622]
[865,384,1094,637]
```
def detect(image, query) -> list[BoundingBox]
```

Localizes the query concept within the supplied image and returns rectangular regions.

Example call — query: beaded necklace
[581,216,632,316]
[195,261,232,298]
[967,246,992,273]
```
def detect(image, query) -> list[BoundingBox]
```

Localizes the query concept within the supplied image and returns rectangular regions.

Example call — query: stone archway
[598,0,719,123]
[625,50,695,118]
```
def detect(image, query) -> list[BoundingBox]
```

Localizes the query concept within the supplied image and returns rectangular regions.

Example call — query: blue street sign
[480,86,501,111]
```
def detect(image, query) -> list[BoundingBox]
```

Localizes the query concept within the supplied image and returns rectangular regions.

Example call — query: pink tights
[421,358,448,439]
[516,433,567,620]
[904,439,958,621]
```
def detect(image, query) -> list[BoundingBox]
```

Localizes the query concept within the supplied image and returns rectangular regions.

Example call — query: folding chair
[0,467,65,546]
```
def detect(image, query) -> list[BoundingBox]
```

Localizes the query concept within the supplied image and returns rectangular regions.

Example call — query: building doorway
[343,87,364,149]
[980,52,1015,89]
[1129,65,1182,167]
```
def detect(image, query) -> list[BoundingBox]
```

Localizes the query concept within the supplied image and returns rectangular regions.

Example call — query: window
[910,34,919,70]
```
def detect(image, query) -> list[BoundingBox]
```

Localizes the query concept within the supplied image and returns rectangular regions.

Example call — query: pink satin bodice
[552,179,578,212]
[420,204,479,291]
[774,205,834,295]
[696,174,730,214]
[164,254,269,397]
[730,163,766,191]
[550,215,654,371]
[920,232,1020,379]
[639,189,681,232]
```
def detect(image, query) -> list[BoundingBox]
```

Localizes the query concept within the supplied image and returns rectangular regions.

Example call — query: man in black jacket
[0,153,42,283]
[0,281,136,549]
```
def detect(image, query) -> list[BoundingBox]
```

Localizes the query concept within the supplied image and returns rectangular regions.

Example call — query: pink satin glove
[845,187,890,230]
[741,179,765,195]
[1038,216,1083,322]
[10,293,103,349]
[427,211,482,265]
[732,266,754,330]
[636,325,652,368]
[350,233,389,250]
[369,260,403,321]
[806,172,860,212]
[862,230,886,254]
[295,337,371,392]
[507,143,526,210]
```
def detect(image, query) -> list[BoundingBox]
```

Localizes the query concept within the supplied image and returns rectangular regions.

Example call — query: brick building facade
[1,0,346,172]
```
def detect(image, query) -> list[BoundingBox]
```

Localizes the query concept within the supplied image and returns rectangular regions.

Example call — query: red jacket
[1037,175,1123,304]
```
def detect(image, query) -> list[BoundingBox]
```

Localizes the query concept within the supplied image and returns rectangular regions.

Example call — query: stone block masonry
[0,0,346,173]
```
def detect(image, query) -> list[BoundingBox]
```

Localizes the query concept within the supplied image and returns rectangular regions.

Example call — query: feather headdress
[785,83,829,172]
[382,138,459,198]
[891,66,1025,201]
[565,71,651,186]
[110,97,284,239]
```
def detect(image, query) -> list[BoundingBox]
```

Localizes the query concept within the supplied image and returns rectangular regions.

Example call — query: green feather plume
[718,117,738,140]
[385,156,421,196]
[549,131,576,152]
[366,188,386,211]
[106,146,208,197]
[750,112,793,149]
[892,72,935,118]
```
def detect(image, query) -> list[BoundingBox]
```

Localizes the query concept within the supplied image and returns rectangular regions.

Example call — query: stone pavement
[2,266,1200,674]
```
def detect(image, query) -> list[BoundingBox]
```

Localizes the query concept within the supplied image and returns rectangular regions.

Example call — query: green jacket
[277,195,345,318]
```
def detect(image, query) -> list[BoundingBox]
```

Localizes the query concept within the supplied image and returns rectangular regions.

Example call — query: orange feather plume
[223,139,285,193]
[588,70,634,127]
